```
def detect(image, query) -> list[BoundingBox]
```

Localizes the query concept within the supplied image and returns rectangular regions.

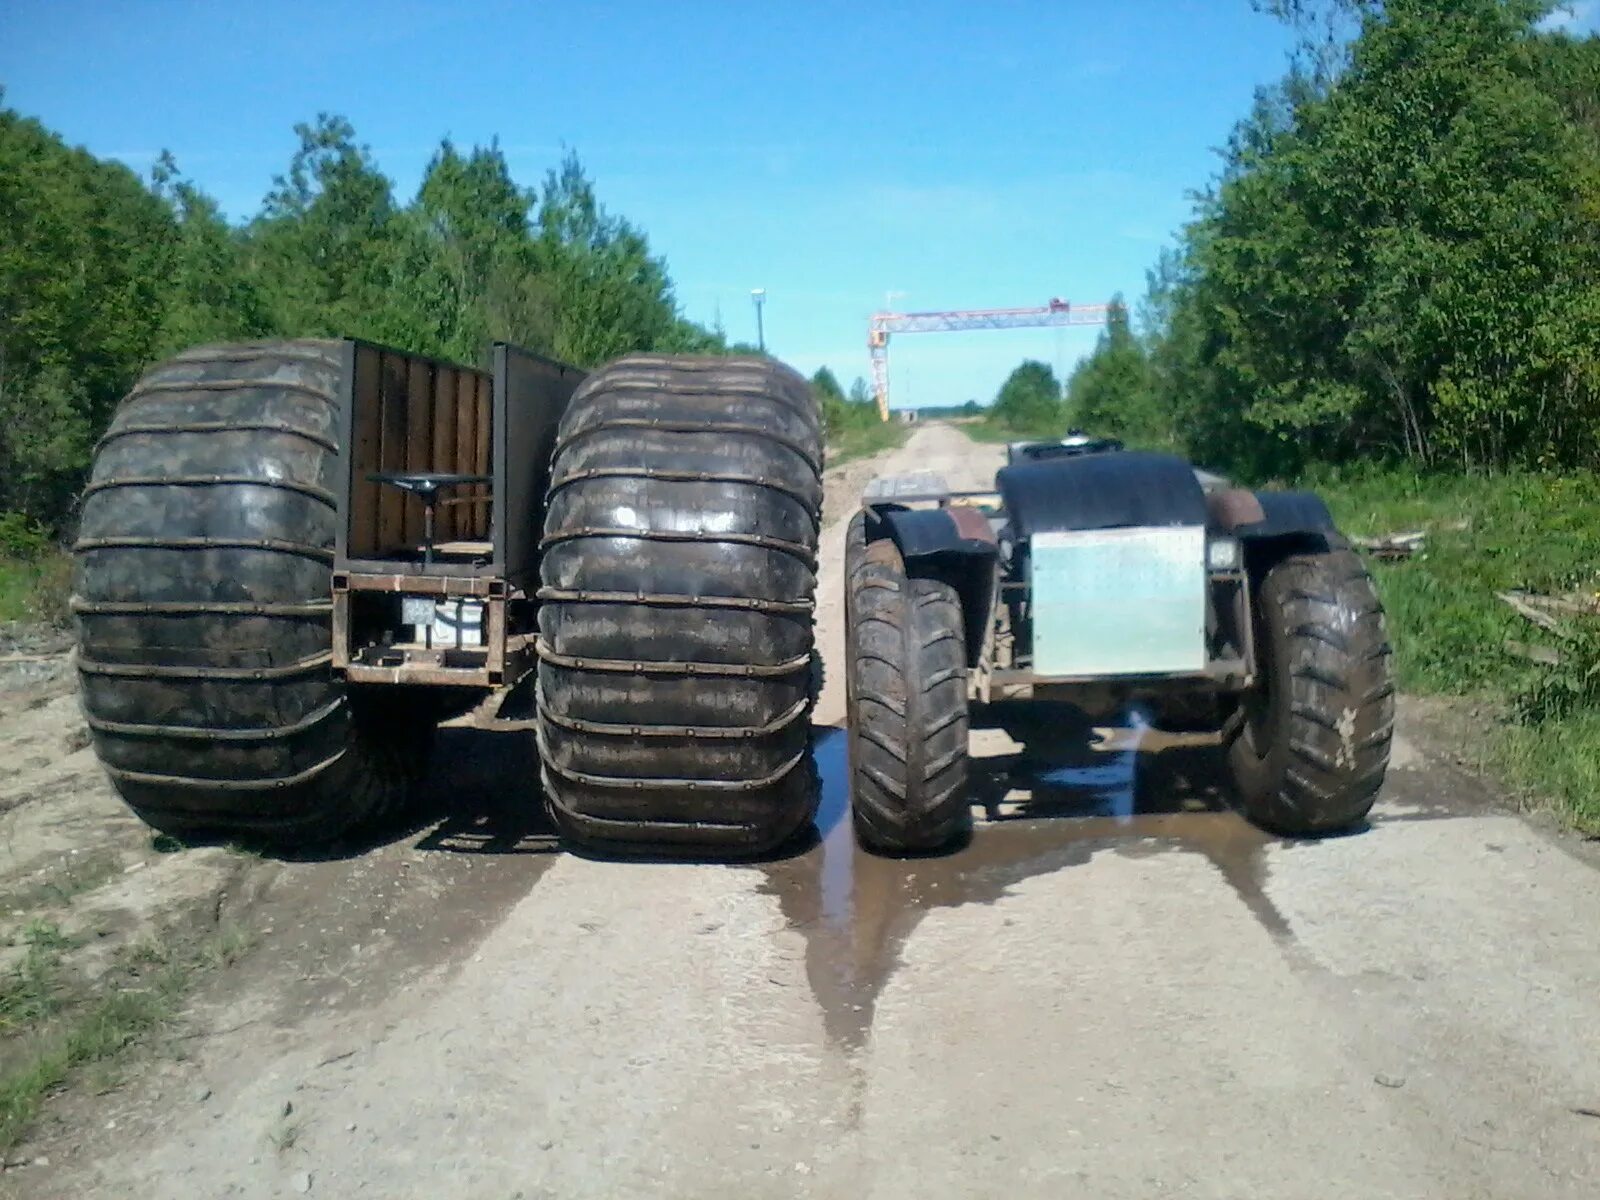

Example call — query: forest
[0,105,752,543]
[1054,0,1600,478]
[1018,0,1600,830]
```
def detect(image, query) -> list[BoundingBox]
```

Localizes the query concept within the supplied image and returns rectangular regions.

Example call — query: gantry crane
[867,298,1112,421]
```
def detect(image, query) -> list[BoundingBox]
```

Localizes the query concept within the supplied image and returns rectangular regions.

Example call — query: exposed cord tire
[536,354,822,855]
[1229,547,1395,835]
[846,524,972,854]
[75,340,431,846]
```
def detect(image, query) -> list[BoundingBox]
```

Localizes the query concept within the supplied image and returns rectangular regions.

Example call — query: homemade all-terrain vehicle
[844,438,1394,853]
[75,340,821,854]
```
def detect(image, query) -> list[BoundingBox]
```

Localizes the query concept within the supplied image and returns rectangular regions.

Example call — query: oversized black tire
[536,354,822,855]
[1228,547,1395,835]
[846,526,972,853]
[75,341,430,846]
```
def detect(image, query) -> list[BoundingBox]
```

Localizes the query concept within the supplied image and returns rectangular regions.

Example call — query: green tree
[533,153,685,365]
[150,152,272,352]
[248,114,405,342]
[991,360,1063,432]
[1065,296,1165,444]
[810,365,846,425]
[0,102,732,533]
[0,102,172,527]
[391,138,552,364]
[1142,0,1600,477]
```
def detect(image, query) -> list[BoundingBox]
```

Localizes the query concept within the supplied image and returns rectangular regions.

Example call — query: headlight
[1207,537,1240,570]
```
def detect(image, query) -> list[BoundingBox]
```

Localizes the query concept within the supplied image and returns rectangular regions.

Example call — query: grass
[0,852,123,917]
[964,415,1059,444]
[0,559,37,624]
[0,551,71,626]
[0,924,252,1150]
[826,415,909,466]
[1309,465,1600,833]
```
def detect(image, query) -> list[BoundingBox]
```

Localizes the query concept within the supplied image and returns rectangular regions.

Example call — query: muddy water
[761,715,1342,1053]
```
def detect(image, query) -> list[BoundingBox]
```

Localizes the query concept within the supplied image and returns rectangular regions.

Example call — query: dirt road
[6,423,1600,1198]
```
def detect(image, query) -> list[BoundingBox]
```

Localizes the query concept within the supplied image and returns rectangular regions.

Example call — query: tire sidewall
[843,513,865,811]
[1230,564,1294,806]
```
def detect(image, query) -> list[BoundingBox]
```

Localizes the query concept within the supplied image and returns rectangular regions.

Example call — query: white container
[432,598,485,648]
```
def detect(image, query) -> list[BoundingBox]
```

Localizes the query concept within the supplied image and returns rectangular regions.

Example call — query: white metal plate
[1028,526,1207,677]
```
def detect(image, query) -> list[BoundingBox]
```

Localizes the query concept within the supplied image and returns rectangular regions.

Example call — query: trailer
[75,340,822,855]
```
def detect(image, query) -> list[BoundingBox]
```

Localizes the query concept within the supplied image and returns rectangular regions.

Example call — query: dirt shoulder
[0,431,903,1183]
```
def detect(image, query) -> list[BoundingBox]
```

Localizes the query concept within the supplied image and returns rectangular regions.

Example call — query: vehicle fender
[1209,488,1339,576]
[1229,490,1336,539]
[869,505,998,667]
[995,451,1209,536]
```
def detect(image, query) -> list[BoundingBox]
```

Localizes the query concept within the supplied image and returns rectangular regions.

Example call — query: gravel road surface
[7,423,1600,1199]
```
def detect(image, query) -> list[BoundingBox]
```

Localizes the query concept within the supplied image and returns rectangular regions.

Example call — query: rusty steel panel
[375,351,408,554]
[473,372,492,535]
[403,357,434,543]
[346,344,382,559]
[337,340,493,573]
[494,343,584,587]
[431,364,459,542]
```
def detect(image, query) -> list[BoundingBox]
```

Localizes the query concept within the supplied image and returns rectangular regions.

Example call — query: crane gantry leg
[869,334,890,422]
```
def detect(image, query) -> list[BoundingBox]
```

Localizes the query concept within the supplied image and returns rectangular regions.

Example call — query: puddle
[760,713,1297,1054]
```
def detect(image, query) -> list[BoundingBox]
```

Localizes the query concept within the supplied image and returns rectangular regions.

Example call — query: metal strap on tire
[572,375,822,427]
[100,748,347,791]
[73,598,331,617]
[535,639,809,677]
[78,651,333,681]
[168,348,337,368]
[547,466,818,514]
[535,587,812,614]
[84,697,344,741]
[127,379,336,404]
[537,695,809,739]
[555,419,821,474]
[73,536,334,563]
[537,733,807,792]
[97,421,340,455]
[540,526,815,566]
[82,475,335,505]
[540,785,755,833]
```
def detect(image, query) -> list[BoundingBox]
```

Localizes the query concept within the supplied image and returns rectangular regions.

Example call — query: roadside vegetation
[0,97,749,593]
[0,839,255,1154]
[811,367,909,464]
[1314,467,1600,831]
[0,515,69,626]
[1037,0,1600,833]
[966,360,1070,442]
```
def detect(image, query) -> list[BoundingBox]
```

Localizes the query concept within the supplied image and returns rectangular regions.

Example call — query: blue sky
[6,2,1329,405]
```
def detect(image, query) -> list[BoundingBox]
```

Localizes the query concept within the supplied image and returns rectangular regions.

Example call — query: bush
[0,513,52,560]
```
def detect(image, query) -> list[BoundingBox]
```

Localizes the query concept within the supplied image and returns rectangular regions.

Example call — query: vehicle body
[1004,430,1124,465]
[330,340,581,693]
[75,339,822,854]
[844,438,1394,852]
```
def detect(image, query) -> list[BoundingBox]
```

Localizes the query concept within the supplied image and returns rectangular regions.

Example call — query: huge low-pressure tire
[536,355,822,855]
[75,341,430,846]
[846,522,972,854]
[1228,547,1395,836]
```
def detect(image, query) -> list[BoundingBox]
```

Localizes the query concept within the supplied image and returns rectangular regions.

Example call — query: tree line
[0,104,732,536]
[1055,0,1600,480]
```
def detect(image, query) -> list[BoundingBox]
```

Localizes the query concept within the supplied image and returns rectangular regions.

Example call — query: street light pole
[751,288,766,352]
